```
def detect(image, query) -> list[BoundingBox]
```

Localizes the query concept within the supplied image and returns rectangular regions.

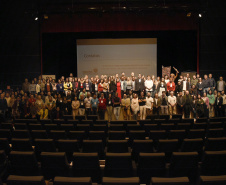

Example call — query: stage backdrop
[77,38,157,77]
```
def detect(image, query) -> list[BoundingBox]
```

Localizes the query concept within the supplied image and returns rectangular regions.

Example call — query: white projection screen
[77,38,157,77]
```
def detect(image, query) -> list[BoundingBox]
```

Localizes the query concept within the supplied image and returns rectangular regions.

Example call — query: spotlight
[199,13,202,18]
[35,17,38,21]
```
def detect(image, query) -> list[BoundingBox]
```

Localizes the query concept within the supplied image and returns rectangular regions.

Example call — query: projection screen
[77,38,157,77]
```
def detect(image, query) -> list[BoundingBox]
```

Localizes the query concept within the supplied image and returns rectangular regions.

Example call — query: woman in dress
[116,78,121,99]
[131,93,139,120]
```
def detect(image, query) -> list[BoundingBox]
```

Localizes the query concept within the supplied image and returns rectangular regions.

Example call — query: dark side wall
[199,0,226,80]
[0,0,40,90]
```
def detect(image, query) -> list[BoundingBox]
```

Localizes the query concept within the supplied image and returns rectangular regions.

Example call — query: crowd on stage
[0,71,226,121]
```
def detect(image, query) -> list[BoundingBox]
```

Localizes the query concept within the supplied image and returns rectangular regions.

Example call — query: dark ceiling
[36,0,208,14]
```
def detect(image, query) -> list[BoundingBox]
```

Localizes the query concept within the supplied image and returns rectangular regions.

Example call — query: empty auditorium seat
[28,124,43,130]
[204,137,226,151]
[181,138,204,153]
[7,175,45,185]
[12,130,31,139]
[92,124,108,132]
[49,130,67,140]
[172,114,183,120]
[168,130,186,140]
[150,130,167,140]
[209,122,223,129]
[41,152,70,179]
[177,123,192,131]
[35,139,57,159]
[60,124,75,133]
[87,115,98,121]
[11,138,33,151]
[126,124,142,132]
[109,124,125,131]
[169,152,199,178]
[73,152,101,183]
[0,123,13,131]
[206,128,225,138]
[76,124,90,134]
[40,119,51,124]
[157,139,179,153]
[129,130,146,144]
[193,123,208,130]
[9,151,41,176]
[137,153,166,184]
[44,124,59,133]
[108,131,126,140]
[187,129,206,139]
[69,131,87,147]
[0,129,11,139]
[107,140,129,153]
[82,140,105,159]
[143,124,159,132]
[53,119,65,124]
[201,151,226,175]
[151,177,189,185]
[160,124,175,131]
[14,123,28,130]
[89,131,107,145]
[102,177,140,185]
[104,152,136,177]
[54,176,92,185]
[200,175,226,185]
[57,139,80,161]
[0,150,7,178]
[196,118,208,123]
[31,130,48,139]
[75,115,86,121]
[0,138,11,155]
[132,140,154,161]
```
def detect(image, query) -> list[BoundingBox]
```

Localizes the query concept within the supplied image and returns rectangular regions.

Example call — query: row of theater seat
[4,175,226,185]
[2,121,226,131]
[1,149,226,183]
[1,137,226,159]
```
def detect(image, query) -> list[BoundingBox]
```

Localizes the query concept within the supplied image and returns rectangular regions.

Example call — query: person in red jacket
[167,78,176,95]
[98,93,106,120]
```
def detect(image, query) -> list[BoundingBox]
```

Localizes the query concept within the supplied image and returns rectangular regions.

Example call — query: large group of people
[0,71,226,122]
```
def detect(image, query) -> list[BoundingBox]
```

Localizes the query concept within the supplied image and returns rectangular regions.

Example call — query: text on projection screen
[77,38,157,77]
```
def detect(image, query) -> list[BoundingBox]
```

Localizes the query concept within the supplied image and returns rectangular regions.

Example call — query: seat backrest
[108,131,126,140]
[0,138,11,155]
[205,137,226,151]
[151,177,189,185]
[168,130,186,139]
[138,153,165,169]
[102,177,140,185]
[132,140,154,153]
[57,139,79,152]
[12,130,31,139]
[200,175,226,185]
[107,140,129,153]
[181,138,204,152]
[11,138,33,151]
[105,153,132,169]
[14,123,28,130]
[54,176,92,185]
[7,175,45,185]
[150,130,167,140]
[41,152,69,168]
[49,130,67,140]
[31,130,48,139]
[35,139,56,152]
[0,129,11,139]
[157,139,179,152]
[73,152,100,169]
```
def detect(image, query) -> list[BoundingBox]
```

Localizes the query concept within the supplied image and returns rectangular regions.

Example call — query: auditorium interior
[0,0,226,184]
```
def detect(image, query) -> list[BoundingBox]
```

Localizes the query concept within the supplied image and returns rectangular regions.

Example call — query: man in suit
[135,73,145,96]
[177,91,184,115]
[183,90,192,118]
[153,93,161,115]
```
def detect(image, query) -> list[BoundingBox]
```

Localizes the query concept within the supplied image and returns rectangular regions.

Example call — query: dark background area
[0,0,226,90]
[42,31,197,80]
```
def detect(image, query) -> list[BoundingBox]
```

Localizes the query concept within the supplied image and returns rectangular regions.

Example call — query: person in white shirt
[168,91,177,117]
[145,75,154,97]
[146,92,154,116]
[131,94,139,120]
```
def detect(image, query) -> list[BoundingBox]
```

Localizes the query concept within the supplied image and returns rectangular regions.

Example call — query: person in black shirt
[106,93,113,122]
[183,90,192,118]
[113,92,121,120]
[0,93,7,121]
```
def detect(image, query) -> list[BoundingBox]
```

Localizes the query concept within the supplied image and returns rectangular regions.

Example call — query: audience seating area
[1,115,226,185]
